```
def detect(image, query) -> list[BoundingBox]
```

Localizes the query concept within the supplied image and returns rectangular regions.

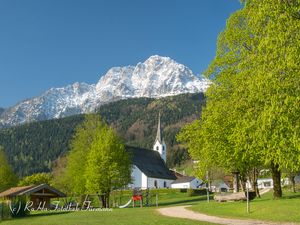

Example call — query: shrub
[187,188,195,196]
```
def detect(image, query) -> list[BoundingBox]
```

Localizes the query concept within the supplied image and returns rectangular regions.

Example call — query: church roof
[125,145,176,180]
[154,114,163,144]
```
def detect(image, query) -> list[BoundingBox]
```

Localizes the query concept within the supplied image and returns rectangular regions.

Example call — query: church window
[156,146,159,151]
[163,146,165,151]
[154,180,157,188]
[164,181,167,188]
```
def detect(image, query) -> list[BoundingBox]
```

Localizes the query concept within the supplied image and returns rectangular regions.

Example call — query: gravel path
[157,205,295,225]
[157,189,297,225]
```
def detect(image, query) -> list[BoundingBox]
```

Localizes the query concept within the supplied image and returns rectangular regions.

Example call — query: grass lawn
[1,193,217,225]
[3,186,300,224]
[189,188,300,224]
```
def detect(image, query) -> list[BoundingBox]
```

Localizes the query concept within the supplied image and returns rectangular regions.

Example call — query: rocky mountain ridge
[0,55,209,129]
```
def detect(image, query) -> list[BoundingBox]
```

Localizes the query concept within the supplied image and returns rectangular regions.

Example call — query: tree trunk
[247,168,260,197]
[291,173,296,193]
[98,195,104,208]
[105,192,110,208]
[253,167,260,198]
[239,175,245,192]
[102,195,106,208]
[271,161,282,199]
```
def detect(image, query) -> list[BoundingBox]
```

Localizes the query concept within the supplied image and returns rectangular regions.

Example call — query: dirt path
[157,189,296,225]
[157,205,295,225]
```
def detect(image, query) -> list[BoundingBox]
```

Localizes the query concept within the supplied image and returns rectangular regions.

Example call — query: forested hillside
[0,92,206,177]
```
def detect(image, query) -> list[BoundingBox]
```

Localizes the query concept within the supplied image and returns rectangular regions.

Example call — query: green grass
[189,188,300,223]
[1,192,217,225]
[3,187,300,224]
[0,208,217,225]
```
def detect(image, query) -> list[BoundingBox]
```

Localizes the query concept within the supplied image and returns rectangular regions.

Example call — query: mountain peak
[144,55,173,65]
[0,56,210,129]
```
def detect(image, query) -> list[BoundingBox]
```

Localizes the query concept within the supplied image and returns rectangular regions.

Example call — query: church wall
[129,166,143,189]
[148,178,173,189]
[141,172,148,189]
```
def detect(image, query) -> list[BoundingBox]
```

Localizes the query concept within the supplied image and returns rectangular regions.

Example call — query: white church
[126,115,177,189]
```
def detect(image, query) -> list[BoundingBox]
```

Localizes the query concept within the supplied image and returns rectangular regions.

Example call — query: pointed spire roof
[155,112,163,144]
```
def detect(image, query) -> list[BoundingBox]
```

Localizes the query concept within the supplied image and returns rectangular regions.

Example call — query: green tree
[178,6,262,195]
[85,127,133,208]
[18,172,52,186]
[0,147,18,192]
[178,0,300,199]
[65,114,107,195]
[65,114,133,207]
[236,0,300,199]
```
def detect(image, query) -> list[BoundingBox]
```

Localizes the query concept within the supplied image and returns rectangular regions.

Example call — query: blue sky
[0,0,243,108]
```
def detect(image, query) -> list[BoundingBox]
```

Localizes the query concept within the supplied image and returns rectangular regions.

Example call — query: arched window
[163,146,165,151]
[154,180,157,188]
[156,146,159,151]
[164,181,167,188]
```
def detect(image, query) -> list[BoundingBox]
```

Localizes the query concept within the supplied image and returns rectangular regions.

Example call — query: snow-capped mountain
[0,55,210,129]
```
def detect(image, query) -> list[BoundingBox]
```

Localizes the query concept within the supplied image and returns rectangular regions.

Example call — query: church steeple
[155,112,163,144]
[153,112,166,163]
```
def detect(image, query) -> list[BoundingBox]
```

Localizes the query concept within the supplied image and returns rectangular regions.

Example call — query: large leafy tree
[236,0,300,199]
[178,0,300,199]
[178,6,261,190]
[0,147,18,192]
[18,172,52,186]
[65,114,133,207]
[85,127,133,208]
[65,114,108,195]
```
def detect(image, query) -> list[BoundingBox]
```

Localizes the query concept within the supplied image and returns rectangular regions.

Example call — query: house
[210,180,230,192]
[0,183,66,210]
[171,176,202,189]
[246,170,300,189]
[126,115,177,189]
[247,176,300,189]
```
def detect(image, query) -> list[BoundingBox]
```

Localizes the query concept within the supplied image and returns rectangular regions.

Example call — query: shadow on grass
[26,211,71,218]
[281,193,300,200]
[155,195,214,207]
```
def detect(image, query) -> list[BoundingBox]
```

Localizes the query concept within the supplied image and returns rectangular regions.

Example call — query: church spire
[153,112,166,163]
[155,112,163,144]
